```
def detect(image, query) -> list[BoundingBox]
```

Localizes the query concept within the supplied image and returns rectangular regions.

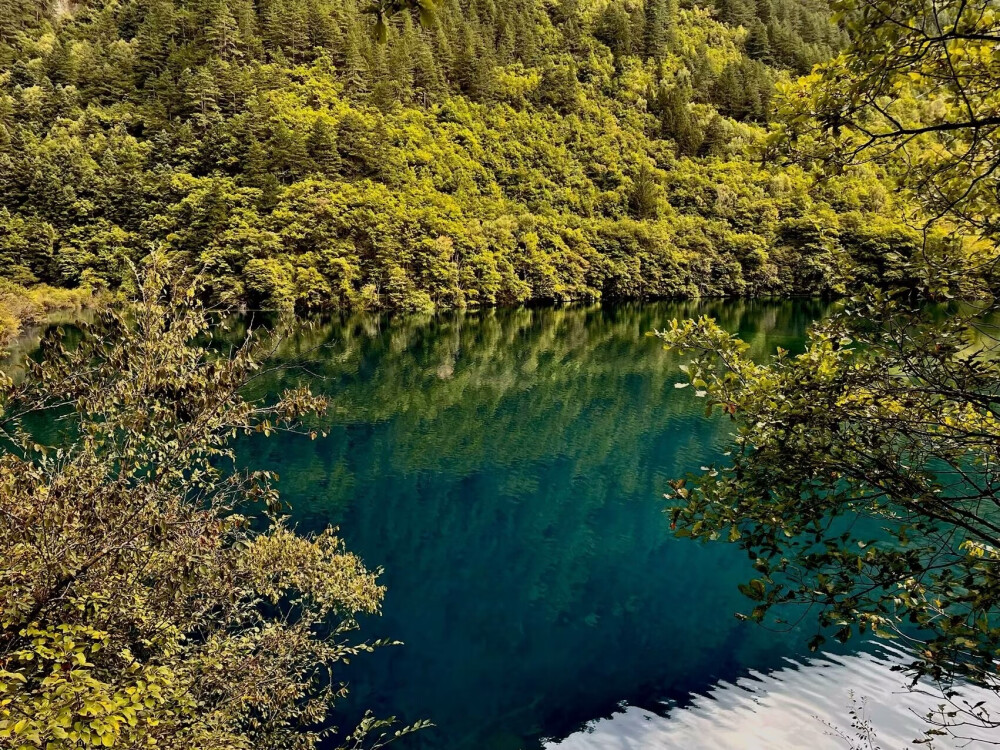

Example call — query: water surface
[242,299,876,749]
[15,299,998,748]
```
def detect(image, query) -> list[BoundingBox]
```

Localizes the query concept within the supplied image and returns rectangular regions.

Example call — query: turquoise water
[15,299,996,748]
[238,299,859,749]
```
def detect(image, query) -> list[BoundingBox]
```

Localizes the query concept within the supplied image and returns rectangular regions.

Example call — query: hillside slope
[0,0,928,313]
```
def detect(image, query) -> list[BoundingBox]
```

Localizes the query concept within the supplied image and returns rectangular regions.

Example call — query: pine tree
[496,17,517,63]
[184,66,222,122]
[306,117,341,175]
[643,0,668,60]
[659,81,703,157]
[756,0,773,25]
[595,3,633,56]
[389,14,418,103]
[203,0,243,60]
[629,163,659,219]
[711,63,741,118]
[134,0,178,83]
[45,40,75,87]
[305,0,338,50]
[342,19,372,96]
[698,114,727,156]
[267,118,310,181]
[453,22,493,101]
[664,0,678,51]
[719,0,755,27]
[0,0,31,46]
[412,31,444,105]
[745,18,771,62]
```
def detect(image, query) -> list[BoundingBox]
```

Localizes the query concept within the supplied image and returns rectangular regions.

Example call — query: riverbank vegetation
[0,273,429,749]
[0,280,94,351]
[0,0,955,315]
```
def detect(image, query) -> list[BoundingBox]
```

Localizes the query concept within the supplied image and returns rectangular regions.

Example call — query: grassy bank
[0,282,97,352]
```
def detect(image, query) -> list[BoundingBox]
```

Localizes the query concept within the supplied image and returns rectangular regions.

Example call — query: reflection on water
[14,299,997,747]
[549,643,999,749]
[242,299,872,749]
[1,308,96,382]
[21,298,997,747]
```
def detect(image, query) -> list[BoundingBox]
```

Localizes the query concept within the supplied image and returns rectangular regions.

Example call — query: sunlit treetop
[776,0,1000,265]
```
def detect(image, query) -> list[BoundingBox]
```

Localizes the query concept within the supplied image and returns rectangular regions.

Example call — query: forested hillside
[0,0,931,323]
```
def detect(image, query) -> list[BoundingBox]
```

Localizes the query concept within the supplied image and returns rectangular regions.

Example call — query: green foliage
[657,1,1000,741]
[0,271,424,749]
[658,293,1000,739]
[776,0,1000,269]
[0,0,920,313]
[0,280,94,353]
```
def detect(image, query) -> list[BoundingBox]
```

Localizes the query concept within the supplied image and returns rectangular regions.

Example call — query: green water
[237,299,841,749]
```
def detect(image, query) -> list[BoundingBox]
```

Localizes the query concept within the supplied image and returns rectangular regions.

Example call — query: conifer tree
[342,19,372,96]
[643,0,668,60]
[412,30,443,105]
[202,0,243,60]
[267,119,310,181]
[629,163,659,219]
[595,3,633,56]
[306,116,341,175]
[745,18,770,62]
[134,0,178,84]
[659,80,703,157]
[389,14,418,102]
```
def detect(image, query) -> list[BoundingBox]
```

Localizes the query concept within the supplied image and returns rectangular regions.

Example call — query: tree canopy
[0,0,944,342]
[661,0,1000,743]
[0,272,425,750]
[777,0,1000,285]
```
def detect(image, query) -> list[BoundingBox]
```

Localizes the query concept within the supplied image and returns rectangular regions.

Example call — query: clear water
[18,298,996,748]
[239,298,892,749]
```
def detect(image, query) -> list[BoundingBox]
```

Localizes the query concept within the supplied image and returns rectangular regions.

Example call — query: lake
[224,299,995,749]
[15,299,990,749]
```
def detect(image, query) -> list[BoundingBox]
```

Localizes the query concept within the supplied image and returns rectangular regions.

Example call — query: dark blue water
[235,299,852,749]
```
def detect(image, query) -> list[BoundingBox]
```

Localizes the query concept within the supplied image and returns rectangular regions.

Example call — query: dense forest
[0,0,944,345]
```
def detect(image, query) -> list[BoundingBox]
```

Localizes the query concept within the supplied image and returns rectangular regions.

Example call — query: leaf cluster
[0,270,409,750]
[659,289,1000,733]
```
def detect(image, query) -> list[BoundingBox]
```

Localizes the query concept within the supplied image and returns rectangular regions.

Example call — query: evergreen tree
[643,0,668,60]
[698,114,728,156]
[629,163,659,219]
[664,0,678,51]
[412,31,444,105]
[745,19,771,62]
[305,0,339,50]
[659,81,703,156]
[595,3,633,56]
[306,117,341,175]
[719,0,755,27]
[756,0,773,25]
[183,66,222,121]
[496,16,517,63]
[342,19,372,96]
[389,14,418,103]
[134,0,178,84]
[202,0,243,60]
[267,118,310,181]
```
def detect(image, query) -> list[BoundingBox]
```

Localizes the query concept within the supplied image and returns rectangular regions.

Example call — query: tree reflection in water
[238,300,837,750]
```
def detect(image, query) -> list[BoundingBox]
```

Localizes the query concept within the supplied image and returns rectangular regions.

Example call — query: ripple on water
[547,643,999,749]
